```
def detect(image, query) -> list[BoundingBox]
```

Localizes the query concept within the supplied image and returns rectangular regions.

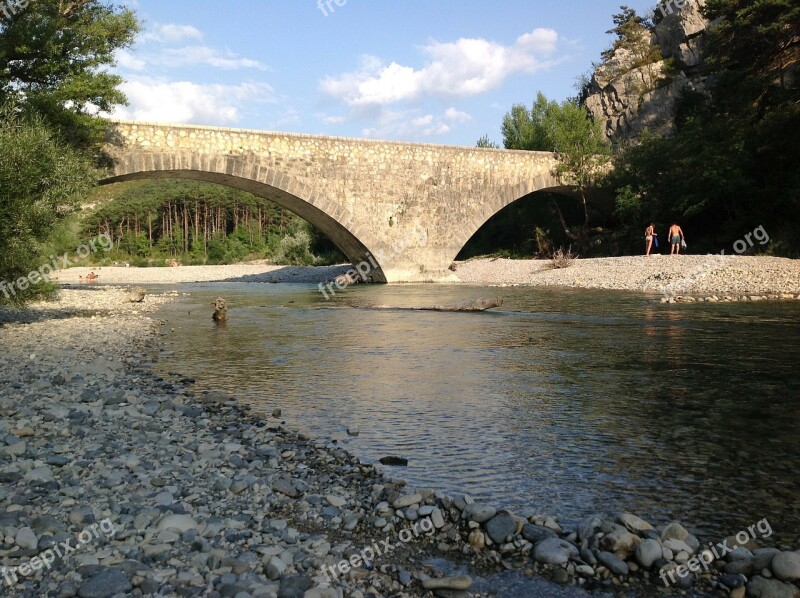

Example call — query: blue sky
[111,0,657,145]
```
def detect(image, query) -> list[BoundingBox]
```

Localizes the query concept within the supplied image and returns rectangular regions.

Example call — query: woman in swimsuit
[644,223,657,256]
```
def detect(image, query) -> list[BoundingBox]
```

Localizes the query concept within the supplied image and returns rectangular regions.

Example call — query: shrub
[274,229,316,265]
[0,104,96,304]
[551,246,578,269]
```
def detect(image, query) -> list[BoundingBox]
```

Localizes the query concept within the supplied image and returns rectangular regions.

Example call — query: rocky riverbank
[53,264,352,286]
[453,255,800,301]
[1,288,799,598]
[57,256,800,303]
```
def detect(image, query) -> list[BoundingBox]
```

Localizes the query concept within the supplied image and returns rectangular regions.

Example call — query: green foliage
[456,193,580,260]
[703,0,799,114]
[0,104,96,304]
[496,92,612,252]
[79,179,345,266]
[549,100,612,194]
[0,0,140,151]
[602,6,656,60]
[274,225,316,266]
[600,6,664,88]
[608,0,800,256]
[500,94,611,186]
[119,231,150,258]
[502,92,611,248]
[205,235,247,265]
[501,93,558,151]
[41,212,83,259]
[476,135,500,149]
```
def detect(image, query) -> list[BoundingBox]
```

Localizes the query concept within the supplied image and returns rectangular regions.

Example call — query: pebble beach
[1,276,799,596]
[453,256,800,301]
[55,256,800,302]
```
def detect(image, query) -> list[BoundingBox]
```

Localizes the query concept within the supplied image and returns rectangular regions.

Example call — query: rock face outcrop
[585,0,713,143]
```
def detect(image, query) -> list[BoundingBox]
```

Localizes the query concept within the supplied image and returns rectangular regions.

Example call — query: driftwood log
[371,296,503,312]
[379,456,409,466]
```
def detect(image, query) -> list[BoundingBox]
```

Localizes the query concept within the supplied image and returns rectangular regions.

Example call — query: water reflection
[157,283,800,544]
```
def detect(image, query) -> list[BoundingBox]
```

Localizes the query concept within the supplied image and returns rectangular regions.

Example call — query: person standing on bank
[645,223,657,256]
[669,223,685,255]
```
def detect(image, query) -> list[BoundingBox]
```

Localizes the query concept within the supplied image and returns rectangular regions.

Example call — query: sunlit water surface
[155,283,800,554]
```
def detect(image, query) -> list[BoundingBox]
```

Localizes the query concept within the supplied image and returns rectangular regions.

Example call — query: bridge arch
[448,173,572,261]
[100,151,389,282]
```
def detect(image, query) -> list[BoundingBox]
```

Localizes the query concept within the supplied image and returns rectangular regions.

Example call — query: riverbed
[155,282,800,547]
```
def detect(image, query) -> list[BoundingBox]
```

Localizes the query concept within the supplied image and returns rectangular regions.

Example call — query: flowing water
[155,283,800,549]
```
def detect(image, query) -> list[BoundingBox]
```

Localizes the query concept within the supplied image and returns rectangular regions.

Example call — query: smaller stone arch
[448,171,575,263]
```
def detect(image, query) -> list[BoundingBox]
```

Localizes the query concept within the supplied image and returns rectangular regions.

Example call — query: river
[155,283,800,552]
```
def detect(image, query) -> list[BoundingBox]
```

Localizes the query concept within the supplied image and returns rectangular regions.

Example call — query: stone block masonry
[103,120,565,282]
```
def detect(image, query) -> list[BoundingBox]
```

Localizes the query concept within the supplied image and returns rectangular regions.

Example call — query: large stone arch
[100,151,389,282]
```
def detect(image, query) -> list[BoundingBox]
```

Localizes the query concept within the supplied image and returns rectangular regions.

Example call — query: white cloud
[117,46,267,72]
[321,114,348,125]
[321,28,560,106]
[121,24,266,72]
[142,23,204,44]
[109,78,274,125]
[444,107,471,123]
[275,107,302,127]
[515,28,560,53]
[158,46,267,70]
[361,108,458,139]
[116,49,146,72]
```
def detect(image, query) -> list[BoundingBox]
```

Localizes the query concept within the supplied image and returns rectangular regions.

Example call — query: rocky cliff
[585,0,714,143]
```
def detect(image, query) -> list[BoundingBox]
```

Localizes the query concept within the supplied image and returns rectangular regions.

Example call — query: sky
[110,0,658,146]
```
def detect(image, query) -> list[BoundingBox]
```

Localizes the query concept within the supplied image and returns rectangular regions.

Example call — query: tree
[501,93,558,151]
[603,6,655,59]
[550,100,613,231]
[0,0,140,151]
[703,0,799,111]
[0,104,96,304]
[476,135,500,149]
[601,6,663,86]
[500,93,611,246]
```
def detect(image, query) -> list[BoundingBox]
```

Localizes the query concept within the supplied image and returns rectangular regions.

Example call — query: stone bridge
[102,120,569,282]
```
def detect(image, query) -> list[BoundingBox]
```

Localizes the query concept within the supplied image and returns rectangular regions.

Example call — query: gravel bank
[56,256,800,304]
[1,289,798,598]
[453,256,800,300]
[54,265,351,285]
